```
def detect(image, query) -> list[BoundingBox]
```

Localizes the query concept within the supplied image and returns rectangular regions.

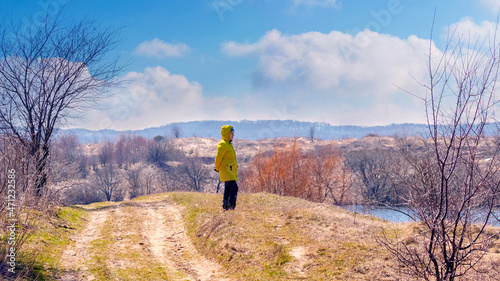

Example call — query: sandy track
[139,202,229,281]
[60,209,108,281]
[59,201,229,281]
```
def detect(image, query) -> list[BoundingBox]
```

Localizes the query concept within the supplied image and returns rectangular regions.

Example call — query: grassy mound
[170,192,402,280]
[10,192,477,280]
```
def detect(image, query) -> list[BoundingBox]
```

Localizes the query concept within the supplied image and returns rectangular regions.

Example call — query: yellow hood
[221,125,233,141]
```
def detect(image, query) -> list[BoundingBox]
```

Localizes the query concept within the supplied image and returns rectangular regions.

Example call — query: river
[338,205,500,226]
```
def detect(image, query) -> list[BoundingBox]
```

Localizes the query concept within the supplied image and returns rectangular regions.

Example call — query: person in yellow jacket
[215,125,238,210]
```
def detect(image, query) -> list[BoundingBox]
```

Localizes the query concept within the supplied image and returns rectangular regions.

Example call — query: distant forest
[63,120,436,143]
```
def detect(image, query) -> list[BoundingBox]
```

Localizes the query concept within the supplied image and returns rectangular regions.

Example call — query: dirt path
[59,201,229,281]
[140,202,229,281]
[60,209,109,281]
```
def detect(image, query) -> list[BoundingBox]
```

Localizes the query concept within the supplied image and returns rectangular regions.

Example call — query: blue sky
[2,0,500,130]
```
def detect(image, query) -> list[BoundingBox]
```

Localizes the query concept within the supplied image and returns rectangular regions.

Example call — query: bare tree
[308,125,315,143]
[146,138,183,166]
[77,154,88,179]
[56,134,80,163]
[171,125,183,138]
[310,145,351,204]
[98,141,114,166]
[113,133,148,165]
[146,139,168,166]
[94,165,121,201]
[346,149,400,205]
[380,20,500,280]
[49,133,82,182]
[130,135,148,164]
[0,12,122,197]
[142,166,157,195]
[176,155,213,192]
[114,137,126,169]
[127,168,142,199]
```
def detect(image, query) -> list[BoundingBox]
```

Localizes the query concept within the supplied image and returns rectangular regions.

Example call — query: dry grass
[7,191,499,280]
[171,192,410,280]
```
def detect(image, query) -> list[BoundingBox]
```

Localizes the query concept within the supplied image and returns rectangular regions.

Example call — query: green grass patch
[0,206,87,280]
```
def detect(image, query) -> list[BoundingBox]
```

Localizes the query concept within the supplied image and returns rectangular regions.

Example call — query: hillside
[81,135,404,165]
[9,192,498,280]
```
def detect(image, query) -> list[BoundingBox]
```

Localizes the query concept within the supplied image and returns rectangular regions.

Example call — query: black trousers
[223,180,238,210]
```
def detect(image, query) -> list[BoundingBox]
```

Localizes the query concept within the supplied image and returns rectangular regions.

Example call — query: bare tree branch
[0,11,123,197]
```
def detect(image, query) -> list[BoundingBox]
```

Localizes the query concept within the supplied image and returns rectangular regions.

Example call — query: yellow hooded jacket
[215,125,238,182]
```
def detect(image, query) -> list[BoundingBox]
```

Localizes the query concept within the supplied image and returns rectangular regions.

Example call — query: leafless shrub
[379,19,500,280]
[346,149,403,205]
[107,134,148,167]
[62,181,105,205]
[56,134,81,163]
[115,137,126,169]
[156,169,176,192]
[141,166,157,195]
[129,135,148,164]
[77,154,89,179]
[310,145,352,204]
[0,136,57,276]
[145,138,183,166]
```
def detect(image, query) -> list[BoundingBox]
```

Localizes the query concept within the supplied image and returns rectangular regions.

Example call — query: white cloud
[71,66,234,130]
[221,41,260,56]
[445,17,498,43]
[222,29,432,97]
[75,25,466,130]
[220,28,441,125]
[133,38,190,58]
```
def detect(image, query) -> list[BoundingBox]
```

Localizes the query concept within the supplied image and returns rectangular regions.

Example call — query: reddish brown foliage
[241,138,350,203]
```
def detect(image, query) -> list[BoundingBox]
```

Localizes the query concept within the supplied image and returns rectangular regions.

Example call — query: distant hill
[61,120,431,143]
[60,120,498,144]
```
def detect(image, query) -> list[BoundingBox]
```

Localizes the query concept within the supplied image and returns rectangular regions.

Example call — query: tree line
[52,134,216,204]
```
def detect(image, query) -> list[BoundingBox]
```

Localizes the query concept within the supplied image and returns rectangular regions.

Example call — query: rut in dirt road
[59,201,229,281]
[60,209,108,281]
[139,202,229,281]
